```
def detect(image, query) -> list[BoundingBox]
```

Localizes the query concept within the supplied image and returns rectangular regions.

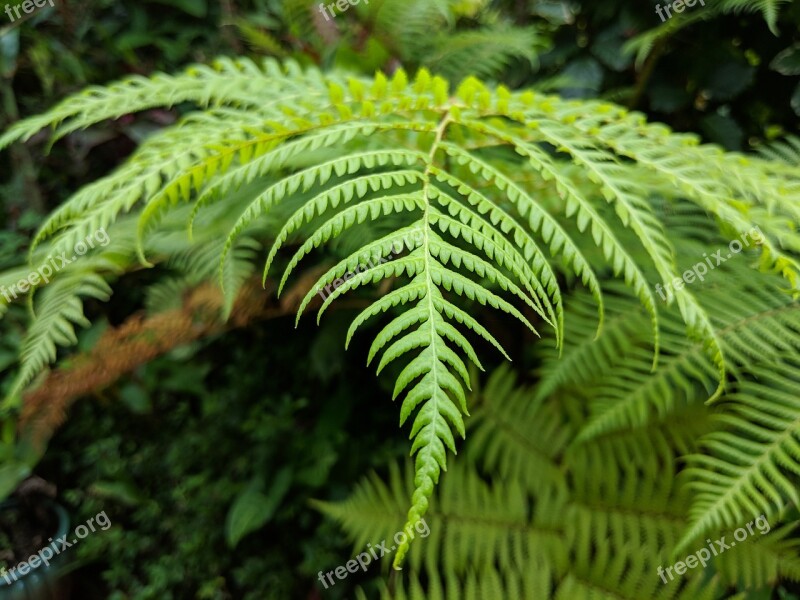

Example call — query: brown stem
[628,37,668,110]
[219,0,243,53]
[17,268,371,449]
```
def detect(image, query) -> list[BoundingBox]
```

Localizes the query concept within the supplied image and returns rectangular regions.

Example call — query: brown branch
[17,274,306,448]
[628,37,668,110]
[16,265,375,448]
[219,0,243,53]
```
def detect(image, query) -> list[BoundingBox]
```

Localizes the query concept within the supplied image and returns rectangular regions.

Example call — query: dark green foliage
[43,318,406,599]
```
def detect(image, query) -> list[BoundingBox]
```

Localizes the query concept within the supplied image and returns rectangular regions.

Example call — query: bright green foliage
[5,270,112,403]
[323,253,800,597]
[2,59,799,565]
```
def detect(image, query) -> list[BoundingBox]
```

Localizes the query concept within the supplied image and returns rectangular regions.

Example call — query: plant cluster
[0,1,799,598]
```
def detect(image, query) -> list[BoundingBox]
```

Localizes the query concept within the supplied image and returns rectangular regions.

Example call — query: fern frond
[428,170,563,347]
[575,315,716,442]
[624,0,789,64]
[462,117,660,359]
[710,0,789,33]
[358,566,552,600]
[327,363,724,599]
[3,270,112,409]
[467,364,569,495]
[0,57,331,151]
[424,26,544,80]
[532,286,645,405]
[526,116,727,388]
[714,521,800,587]
[262,178,425,289]
[757,135,800,165]
[558,266,800,441]
[220,237,262,319]
[440,141,602,341]
[555,106,800,292]
[318,460,562,577]
[682,359,800,548]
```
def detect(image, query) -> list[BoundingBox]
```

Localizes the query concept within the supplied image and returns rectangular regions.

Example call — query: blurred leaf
[700,112,744,150]
[77,317,109,353]
[119,383,151,414]
[225,468,292,548]
[771,43,800,76]
[89,480,145,506]
[591,23,632,72]
[233,18,287,56]
[334,37,390,74]
[17,210,42,230]
[703,61,755,101]
[29,39,55,96]
[0,29,19,78]
[160,358,209,389]
[149,0,207,18]
[0,462,30,500]
[559,56,603,99]
[531,0,575,25]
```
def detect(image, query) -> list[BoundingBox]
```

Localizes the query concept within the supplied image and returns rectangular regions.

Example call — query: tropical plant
[0,58,799,570]
[268,0,550,81]
[320,219,800,597]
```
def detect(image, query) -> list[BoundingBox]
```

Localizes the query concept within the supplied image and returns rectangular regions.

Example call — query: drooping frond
[324,365,726,599]
[0,197,269,409]
[3,268,113,409]
[0,58,334,151]
[682,359,800,547]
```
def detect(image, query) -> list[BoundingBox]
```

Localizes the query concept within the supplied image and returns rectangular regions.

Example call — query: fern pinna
[1,58,799,567]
